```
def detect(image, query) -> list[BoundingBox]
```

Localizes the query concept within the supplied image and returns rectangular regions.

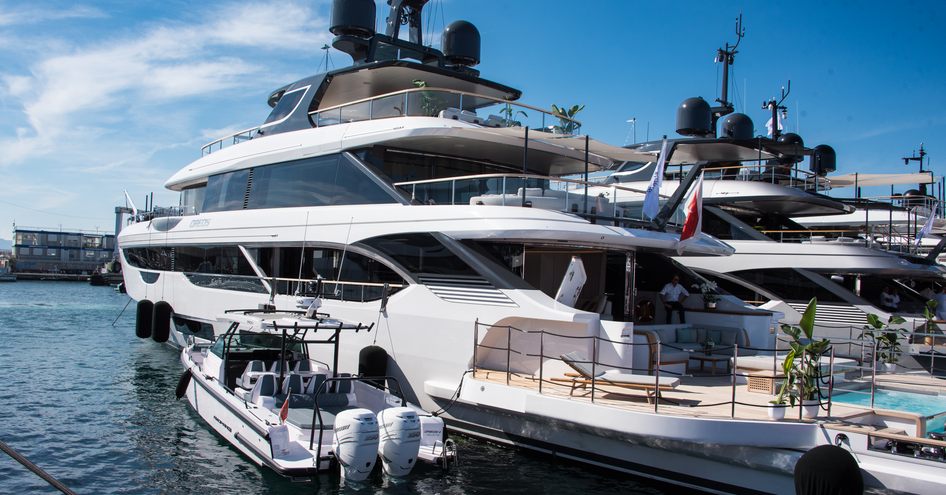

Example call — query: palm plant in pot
[775,297,831,419]
[861,313,907,373]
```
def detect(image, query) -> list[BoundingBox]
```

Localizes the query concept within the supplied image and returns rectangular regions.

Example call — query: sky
[1,0,945,239]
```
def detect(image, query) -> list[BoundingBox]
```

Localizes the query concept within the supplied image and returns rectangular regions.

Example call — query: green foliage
[412,79,442,117]
[499,103,528,127]
[774,297,831,406]
[861,312,908,364]
[550,103,584,135]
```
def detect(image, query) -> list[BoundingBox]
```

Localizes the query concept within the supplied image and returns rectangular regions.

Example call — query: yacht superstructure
[117,1,946,492]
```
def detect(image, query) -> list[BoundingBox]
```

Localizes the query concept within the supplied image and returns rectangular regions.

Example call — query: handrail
[471,320,940,421]
[308,86,580,127]
[201,125,262,156]
[394,172,657,197]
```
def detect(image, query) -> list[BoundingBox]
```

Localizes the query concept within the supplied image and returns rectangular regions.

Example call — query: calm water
[0,282,666,494]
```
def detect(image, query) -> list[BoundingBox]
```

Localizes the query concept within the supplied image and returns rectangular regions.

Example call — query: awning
[827,172,938,188]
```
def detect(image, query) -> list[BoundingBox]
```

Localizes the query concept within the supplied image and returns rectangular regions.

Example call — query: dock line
[0,438,78,495]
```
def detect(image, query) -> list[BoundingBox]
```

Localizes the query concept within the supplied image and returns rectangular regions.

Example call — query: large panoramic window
[247,154,395,209]
[263,86,307,125]
[203,169,249,212]
[180,185,206,214]
[358,233,483,278]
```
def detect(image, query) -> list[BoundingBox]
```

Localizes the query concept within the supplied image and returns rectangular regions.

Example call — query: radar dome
[777,132,805,163]
[676,97,712,137]
[330,0,376,37]
[810,144,836,176]
[443,21,481,66]
[720,113,754,140]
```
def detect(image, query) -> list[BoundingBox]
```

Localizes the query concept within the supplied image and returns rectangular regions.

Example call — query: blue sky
[1,0,944,239]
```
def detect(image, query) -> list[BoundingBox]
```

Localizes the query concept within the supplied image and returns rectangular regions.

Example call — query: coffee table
[688,354,730,375]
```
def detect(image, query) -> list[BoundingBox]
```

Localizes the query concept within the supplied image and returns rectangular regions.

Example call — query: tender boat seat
[304,373,328,395]
[236,360,266,389]
[269,361,291,374]
[281,373,305,396]
[249,373,278,409]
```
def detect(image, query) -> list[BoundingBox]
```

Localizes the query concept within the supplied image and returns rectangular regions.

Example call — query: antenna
[761,80,791,139]
[903,144,929,195]
[319,44,334,72]
[710,13,745,133]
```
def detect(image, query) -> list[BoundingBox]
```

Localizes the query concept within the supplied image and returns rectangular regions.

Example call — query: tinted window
[264,87,306,124]
[359,233,481,278]
[203,169,249,212]
[246,154,396,209]
[181,186,206,214]
[732,268,843,303]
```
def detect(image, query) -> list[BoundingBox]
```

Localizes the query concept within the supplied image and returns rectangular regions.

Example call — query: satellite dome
[810,144,836,176]
[676,97,712,137]
[330,0,376,38]
[720,113,754,140]
[443,21,481,66]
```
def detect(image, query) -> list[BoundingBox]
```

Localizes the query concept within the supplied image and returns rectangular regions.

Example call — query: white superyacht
[118,1,946,492]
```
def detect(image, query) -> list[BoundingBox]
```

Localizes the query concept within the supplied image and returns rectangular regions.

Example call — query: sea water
[0,282,666,494]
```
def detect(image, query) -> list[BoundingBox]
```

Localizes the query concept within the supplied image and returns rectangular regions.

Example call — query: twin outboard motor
[333,408,380,481]
[377,407,422,477]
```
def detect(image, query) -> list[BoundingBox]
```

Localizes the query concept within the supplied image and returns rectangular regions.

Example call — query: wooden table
[688,354,731,375]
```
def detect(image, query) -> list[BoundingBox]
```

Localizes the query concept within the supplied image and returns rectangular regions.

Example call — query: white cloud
[0,4,106,27]
[0,1,331,167]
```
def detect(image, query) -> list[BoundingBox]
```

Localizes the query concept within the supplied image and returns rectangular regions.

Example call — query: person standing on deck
[660,275,689,324]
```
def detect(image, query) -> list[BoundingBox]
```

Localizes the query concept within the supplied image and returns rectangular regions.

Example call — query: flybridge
[201,0,548,156]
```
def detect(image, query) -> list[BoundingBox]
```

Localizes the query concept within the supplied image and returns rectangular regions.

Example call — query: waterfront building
[12,227,115,274]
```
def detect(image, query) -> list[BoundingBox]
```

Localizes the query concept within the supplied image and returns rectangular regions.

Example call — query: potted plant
[767,397,787,420]
[499,103,527,128]
[861,313,907,373]
[776,297,830,419]
[700,281,720,310]
[550,103,584,135]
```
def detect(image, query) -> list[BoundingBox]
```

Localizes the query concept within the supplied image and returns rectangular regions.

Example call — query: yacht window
[731,268,844,303]
[359,233,481,278]
[827,274,928,314]
[247,154,397,209]
[180,185,206,215]
[203,169,249,213]
[699,272,771,306]
[634,252,711,294]
[175,246,256,276]
[263,87,306,125]
[255,246,405,302]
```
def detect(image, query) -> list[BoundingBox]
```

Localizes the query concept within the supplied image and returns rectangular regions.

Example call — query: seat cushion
[676,328,698,343]
[705,329,722,344]
[660,350,691,364]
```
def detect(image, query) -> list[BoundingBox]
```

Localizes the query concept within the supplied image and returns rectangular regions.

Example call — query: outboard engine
[419,414,445,451]
[377,407,421,477]
[333,408,379,481]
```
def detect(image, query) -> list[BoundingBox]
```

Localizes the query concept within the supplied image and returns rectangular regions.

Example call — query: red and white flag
[676,173,704,254]
[279,392,291,424]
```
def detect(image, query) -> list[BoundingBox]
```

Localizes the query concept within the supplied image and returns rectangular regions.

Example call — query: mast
[710,14,744,135]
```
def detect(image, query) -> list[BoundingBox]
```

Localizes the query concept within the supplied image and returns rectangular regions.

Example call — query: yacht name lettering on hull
[213,415,233,433]
[189,219,211,228]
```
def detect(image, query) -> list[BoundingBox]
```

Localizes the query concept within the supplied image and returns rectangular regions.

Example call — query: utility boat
[178,304,455,480]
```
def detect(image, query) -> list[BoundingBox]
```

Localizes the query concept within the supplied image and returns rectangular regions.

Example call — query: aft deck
[471,368,945,424]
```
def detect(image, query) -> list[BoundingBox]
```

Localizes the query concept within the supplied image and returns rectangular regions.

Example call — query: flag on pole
[765,114,783,137]
[642,139,670,220]
[915,203,938,247]
[676,173,704,254]
[279,391,291,424]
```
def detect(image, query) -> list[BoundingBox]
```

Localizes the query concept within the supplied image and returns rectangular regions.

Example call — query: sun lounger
[551,351,680,399]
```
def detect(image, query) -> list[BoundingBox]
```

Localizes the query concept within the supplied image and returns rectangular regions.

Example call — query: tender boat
[178,304,455,481]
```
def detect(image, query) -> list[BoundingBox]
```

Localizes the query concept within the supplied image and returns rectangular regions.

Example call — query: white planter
[767,405,786,421]
[883,362,897,373]
[801,400,820,419]
[705,301,718,310]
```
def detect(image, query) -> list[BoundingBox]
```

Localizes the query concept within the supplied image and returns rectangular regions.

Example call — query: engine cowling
[377,407,422,477]
[332,408,379,481]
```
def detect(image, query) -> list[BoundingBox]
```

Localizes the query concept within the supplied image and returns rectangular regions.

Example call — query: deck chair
[551,351,680,401]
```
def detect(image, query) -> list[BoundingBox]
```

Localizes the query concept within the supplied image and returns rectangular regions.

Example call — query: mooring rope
[0,439,78,495]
